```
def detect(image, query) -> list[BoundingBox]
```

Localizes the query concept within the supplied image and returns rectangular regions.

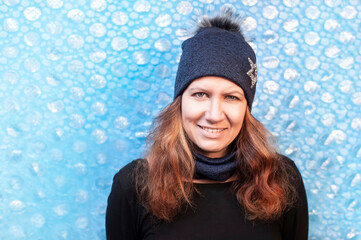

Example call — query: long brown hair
[136,96,296,222]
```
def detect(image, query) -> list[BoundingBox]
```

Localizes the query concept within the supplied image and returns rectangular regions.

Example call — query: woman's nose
[205,99,225,123]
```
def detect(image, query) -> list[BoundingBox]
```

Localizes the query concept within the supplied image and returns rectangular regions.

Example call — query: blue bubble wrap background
[0,0,360,239]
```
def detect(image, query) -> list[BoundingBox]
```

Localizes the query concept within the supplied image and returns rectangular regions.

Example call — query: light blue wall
[0,0,360,239]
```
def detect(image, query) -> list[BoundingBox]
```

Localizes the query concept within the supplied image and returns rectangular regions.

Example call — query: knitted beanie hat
[174,19,257,109]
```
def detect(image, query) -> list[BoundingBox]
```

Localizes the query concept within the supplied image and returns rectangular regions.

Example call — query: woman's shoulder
[112,159,146,191]
[278,154,301,174]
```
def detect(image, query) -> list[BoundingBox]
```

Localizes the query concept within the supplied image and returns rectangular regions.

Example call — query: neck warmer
[194,151,237,181]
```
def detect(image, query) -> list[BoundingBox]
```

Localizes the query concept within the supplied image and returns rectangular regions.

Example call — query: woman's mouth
[199,126,225,133]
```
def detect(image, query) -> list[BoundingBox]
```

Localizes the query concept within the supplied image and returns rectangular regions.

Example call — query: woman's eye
[226,95,239,100]
[194,92,206,98]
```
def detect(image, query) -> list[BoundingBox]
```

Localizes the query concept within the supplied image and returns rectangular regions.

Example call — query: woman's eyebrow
[224,90,244,96]
[188,87,208,92]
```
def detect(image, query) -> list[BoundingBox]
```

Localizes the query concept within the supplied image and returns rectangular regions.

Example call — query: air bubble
[133,27,150,39]
[339,80,353,93]
[284,42,298,56]
[283,0,299,7]
[321,92,334,103]
[155,64,171,78]
[53,204,69,216]
[74,163,87,175]
[337,57,354,70]
[68,35,84,49]
[96,153,107,165]
[91,0,107,12]
[4,70,19,84]
[111,37,128,51]
[67,9,85,23]
[325,46,340,58]
[351,118,361,130]
[3,46,18,58]
[242,17,257,31]
[339,31,355,43]
[24,85,41,98]
[325,0,341,7]
[69,114,85,129]
[24,7,42,21]
[134,79,150,91]
[262,5,279,19]
[89,50,106,63]
[284,68,300,81]
[133,51,150,65]
[154,39,171,52]
[47,100,64,113]
[50,148,63,162]
[305,56,320,70]
[90,74,106,89]
[24,58,40,72]
[91,129,107,144]
[306,6,320,19]
[324,19,339,31]
[68,60,84,74]
[46,73,62,86]
[47,0,63,9]
[304,81,319,93]
[46,47,62,61]
[111,63,128,77]
[283,19,298,32]
[89,23,106,37]
[4,18,19,32]
[112,11,128,25]
[133,0,151,12]
[155,14,172,27]
[304,101,316,115]
[24,32,40,46]
[321,113,336,127]
[262,30,278,44]
[177,1,193,15]
[351,92,361,105]
[114,116,129,129]
[4,0,20,6]
[25,111,42,126]
[262,56,279,69]
[241,0,257,6]
[30,214,45,228]
[69,87,85,101]
[263,81,279,95]
[4,98,20,112]
[75,190,89,203]
[340,6,357,20]
[10,200,25,212]
[9,226,25,239]
[46,21,63,34]
[91,102,107,116]
[305,31,320,46]
[324,130,346,145]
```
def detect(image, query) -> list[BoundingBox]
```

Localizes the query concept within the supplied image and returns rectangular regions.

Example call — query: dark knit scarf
[194,151,237,181]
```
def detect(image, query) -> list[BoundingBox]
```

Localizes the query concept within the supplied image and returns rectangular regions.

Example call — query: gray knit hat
[174,16,257,109]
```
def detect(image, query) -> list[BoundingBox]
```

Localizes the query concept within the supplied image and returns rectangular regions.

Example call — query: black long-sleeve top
[106,157,308,240]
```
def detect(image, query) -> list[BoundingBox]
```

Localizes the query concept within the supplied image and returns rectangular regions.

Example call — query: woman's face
[181,76,247,158]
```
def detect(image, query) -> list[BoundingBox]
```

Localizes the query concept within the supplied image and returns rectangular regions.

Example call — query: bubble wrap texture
[0,0,360,239]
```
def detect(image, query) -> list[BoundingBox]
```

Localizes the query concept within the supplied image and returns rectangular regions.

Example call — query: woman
[106,8,308,240]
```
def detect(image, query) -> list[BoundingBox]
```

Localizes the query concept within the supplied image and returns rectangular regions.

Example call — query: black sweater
[106,157,308,240]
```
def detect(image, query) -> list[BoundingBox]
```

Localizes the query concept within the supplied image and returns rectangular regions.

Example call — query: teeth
[202,127,223,133]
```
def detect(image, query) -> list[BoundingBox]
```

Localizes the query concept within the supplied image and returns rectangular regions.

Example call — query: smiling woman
[181,76,248,158]
[106,7,308,240]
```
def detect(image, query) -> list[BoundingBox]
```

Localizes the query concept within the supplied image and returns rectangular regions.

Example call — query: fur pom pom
[195,6,244,35]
